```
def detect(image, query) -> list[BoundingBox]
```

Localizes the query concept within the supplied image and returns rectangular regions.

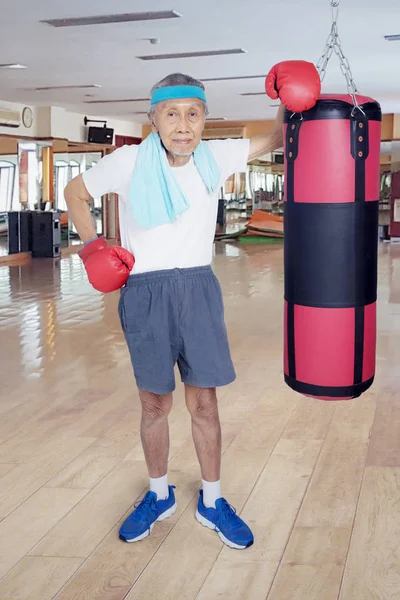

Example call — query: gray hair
[148,73,209,117]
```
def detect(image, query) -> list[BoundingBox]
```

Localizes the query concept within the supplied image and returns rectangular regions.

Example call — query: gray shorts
[118,265,236,394]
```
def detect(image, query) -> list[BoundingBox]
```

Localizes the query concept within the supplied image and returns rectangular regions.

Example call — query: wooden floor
[0,241,399,600]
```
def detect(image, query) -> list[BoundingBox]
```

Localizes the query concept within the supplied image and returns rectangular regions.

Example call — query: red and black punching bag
[283,94,381,400]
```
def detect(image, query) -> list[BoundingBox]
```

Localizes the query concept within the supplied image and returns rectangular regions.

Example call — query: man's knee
[185,387,218,419]
[139,390,173,422]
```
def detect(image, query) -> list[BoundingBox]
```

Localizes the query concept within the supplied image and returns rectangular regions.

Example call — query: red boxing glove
[79,237,134,293]
[265,60,321,113]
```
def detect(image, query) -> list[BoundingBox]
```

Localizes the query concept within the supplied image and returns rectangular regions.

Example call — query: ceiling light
[384,34,400,41]
[240,92,265,96]
[141,37,160,45]
[0,63,27,69]
[85,98,149,104]
[206,117,227,121]
[202,74,265,82]
[29,84,102,91]
[41,10,181,28]
[137,48,247,61]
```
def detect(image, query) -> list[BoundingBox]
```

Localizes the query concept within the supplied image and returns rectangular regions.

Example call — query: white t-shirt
[82,138,250,274]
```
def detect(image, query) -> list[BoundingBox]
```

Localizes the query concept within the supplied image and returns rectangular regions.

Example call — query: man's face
[150,98,206,157]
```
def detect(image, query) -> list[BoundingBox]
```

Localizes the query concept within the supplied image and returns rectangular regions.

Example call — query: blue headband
[150,85,207,105]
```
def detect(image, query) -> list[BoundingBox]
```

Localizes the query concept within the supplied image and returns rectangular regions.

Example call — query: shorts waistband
[125,265,213,286]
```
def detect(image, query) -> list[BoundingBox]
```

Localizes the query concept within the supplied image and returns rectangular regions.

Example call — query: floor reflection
[0,241,397,387]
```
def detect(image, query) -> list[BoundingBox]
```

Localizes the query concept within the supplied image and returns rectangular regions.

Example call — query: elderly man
[65,63,319,549]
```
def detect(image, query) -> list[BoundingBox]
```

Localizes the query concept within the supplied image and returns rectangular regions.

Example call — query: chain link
[316,0,362,111]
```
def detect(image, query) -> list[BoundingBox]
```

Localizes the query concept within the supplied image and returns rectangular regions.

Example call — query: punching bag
[283,94,381,400]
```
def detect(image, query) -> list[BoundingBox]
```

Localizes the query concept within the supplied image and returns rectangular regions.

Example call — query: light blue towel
[129,132,221,229]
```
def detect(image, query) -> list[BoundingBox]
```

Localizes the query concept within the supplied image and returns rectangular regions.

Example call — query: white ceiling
[1,0,400,124]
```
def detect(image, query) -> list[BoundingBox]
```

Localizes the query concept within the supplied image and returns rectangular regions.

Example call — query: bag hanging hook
[317,0,360,109]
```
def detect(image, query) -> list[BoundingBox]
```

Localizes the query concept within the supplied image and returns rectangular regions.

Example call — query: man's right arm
[64,174,98,244]
[64,161,135,294]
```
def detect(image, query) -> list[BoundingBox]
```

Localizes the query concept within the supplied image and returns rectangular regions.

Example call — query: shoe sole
[195,510,253,550]
[120,502,178,543]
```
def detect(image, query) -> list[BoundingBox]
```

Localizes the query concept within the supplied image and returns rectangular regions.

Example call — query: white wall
[50,107,142,142]
[0,101,142,141]
[35,107,51,137]
[0,102,42,137]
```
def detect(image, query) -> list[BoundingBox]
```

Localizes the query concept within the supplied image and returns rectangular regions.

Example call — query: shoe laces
[132,493,158,519]
[219,499,242,529]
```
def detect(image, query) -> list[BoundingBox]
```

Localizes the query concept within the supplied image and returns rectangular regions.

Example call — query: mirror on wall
[18,141,53,210]
[379,141,394,240]
[0,134,105,256]
[0,153,18,257]
[0,141,53,257]
[1,135,396,256]
[247,165,284,216]
[53,151,102,248]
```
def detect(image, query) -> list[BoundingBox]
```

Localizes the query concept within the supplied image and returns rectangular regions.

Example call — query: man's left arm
[248,104,285,162]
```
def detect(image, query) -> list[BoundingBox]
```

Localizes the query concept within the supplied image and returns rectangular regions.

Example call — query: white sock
[149,474,169,501]
[202,479,222,508]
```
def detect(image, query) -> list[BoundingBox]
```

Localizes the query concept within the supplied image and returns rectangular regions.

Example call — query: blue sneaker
[119,485,177,543]
[196,490,254,549]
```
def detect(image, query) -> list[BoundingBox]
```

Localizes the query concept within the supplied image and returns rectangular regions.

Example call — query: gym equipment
[31,211,61,258]
[282,0,381,400]
[8,211,32,254]
[247,210,284,238]
[239,236,283,245]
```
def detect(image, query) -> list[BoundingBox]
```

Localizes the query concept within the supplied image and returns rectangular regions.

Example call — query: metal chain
[316,0,361,111]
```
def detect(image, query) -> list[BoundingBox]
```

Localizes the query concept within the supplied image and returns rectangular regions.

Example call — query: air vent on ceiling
[137,49,247,61]
[202,74,266,82]
[240,92,265,96]
[0,63,27,70]
[384,34,400,41]
[41,11,181,28]
[85,98,149,104]
[29,84,101,91]
[206,117,227,121]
